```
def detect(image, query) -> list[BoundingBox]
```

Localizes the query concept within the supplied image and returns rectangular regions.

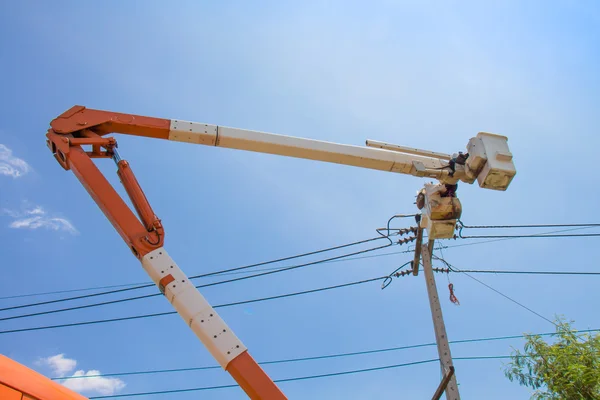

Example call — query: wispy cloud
[37,353,126,396]
[1,204,78,235]
[37,354,77,377]
[61,370,126,396]
[0,144,30,178]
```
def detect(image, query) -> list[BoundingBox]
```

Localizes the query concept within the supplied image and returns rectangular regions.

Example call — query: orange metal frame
[0,354,88,400]
[45,106,286,400]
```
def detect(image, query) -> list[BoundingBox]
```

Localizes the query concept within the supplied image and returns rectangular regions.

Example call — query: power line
[4,223,595,304]
[88,359,440,399]
[0,244,410,302]
[0,242,395,323]
[9,223,592,302]
[458,222,600,229]
[459,233,600,239]
[0,274,387,335]
[54,327,600,381]
[0,283,155,313]
[6,229,597,322]
[464,273,556,325]
[0,237,387,312]
[456,221,600,239]
[433,255,556,326]
[448,269,600,276]
[10,228,593,324]
[193,242,394,290]
[83,353,593,399]
[438,226,596,250]
[0,282,147,301]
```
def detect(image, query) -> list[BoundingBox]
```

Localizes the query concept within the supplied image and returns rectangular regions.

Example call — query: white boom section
[141,247,247,368]
[168,120,449,179]
[365,140,453,160]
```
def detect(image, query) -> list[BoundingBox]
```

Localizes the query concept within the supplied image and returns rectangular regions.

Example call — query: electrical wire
[84,353,597,399]
[55,334,436,380]
[377,214,418,238]
[433,255,556,326]
[459,222,600,229]
[0,274,387,335]
[456,221,600,239]
[0,283,156,313]
[54,327,600,381]
[450,269,600,276]
[0,237,386,312]
[381,261,413,289]
[2,235,590,323]
[0,282,147,301]
[6,225,595,322]
[441,226,598,249]
[10,223,593,302]
[460,233,600,239]
[88,359,440,399]
[0,244,409,302]
[0,242,395,323]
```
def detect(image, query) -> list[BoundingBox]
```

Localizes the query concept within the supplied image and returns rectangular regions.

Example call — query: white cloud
[0,144,30,178]
[27,206,45,215]
[37,354,126,396]
[37,353,77,377]
[60,370,126,396]
[1,204,78,235]
[9,215,78,234]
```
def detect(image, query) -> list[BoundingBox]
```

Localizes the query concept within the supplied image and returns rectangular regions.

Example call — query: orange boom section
[0,354,88,400]
[46,106,288,399]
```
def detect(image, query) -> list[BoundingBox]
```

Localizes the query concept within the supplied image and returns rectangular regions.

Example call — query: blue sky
[1,1,599,398]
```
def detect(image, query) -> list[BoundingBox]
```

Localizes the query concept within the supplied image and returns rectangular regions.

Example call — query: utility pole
[421,240,461,400]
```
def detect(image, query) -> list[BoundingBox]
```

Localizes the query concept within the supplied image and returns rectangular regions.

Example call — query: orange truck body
[0,354,87,400]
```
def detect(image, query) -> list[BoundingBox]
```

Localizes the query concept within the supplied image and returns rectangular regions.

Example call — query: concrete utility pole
[422,241,461,400]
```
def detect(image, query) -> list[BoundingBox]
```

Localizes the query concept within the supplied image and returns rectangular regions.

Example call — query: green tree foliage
[504,318,600,399]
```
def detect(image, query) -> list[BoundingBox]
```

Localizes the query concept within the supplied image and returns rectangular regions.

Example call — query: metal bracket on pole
[432,366,455,400]
[422,241,461,400]
[412,226,424,276]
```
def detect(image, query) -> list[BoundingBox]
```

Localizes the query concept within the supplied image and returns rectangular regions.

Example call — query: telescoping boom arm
[46,106,516,399]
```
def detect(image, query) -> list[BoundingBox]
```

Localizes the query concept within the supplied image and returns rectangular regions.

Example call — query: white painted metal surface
[169,120,218,145]
[141,247,247,368]
[467,132,516,191]
[420,183,460,239]
[422,243,460,400]
[168,120,519,194]
[168,123,450,179]
[365,140,453,160]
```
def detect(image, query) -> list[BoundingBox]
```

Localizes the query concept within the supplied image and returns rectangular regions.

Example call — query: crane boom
[168,119,448,178]
[45,105,516,399]
[50,106,456,181]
